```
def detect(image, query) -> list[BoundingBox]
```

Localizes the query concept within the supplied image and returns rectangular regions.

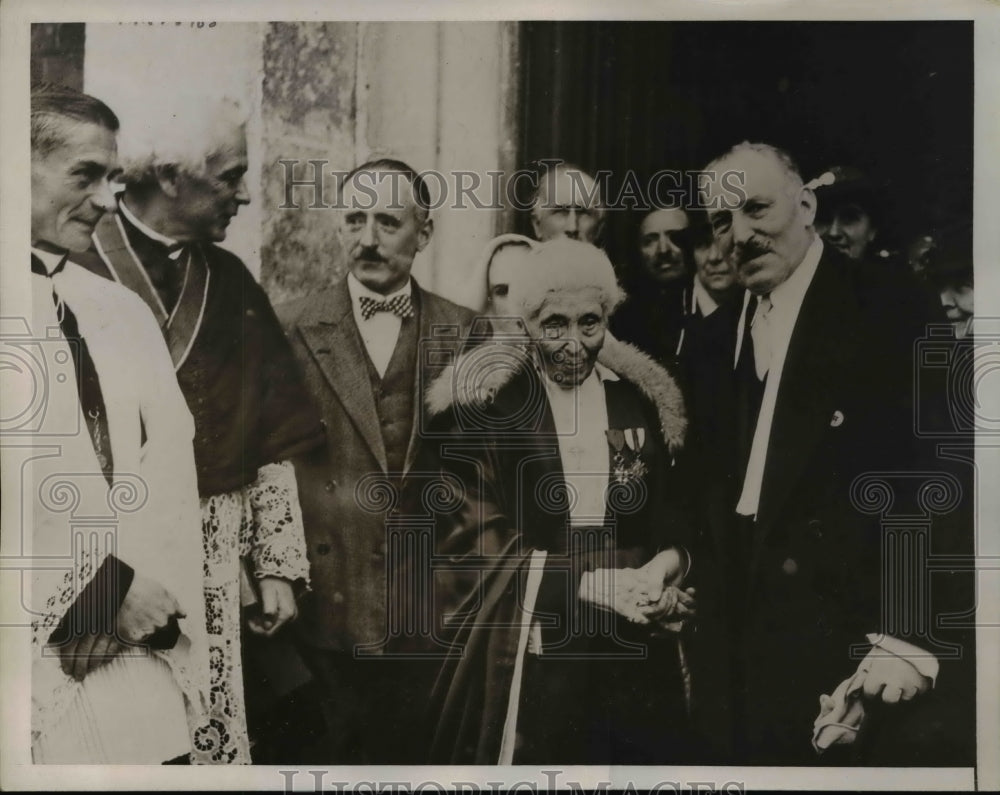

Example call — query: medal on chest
[606,427,648,485]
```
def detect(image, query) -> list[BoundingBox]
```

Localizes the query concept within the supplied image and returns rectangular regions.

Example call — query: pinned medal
[830,410,845,428]
[624,427,645,452]
[606,427,648,485]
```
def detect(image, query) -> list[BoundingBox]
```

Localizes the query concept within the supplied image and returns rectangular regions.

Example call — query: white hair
[509,238,625,321]
[117,95,247,186]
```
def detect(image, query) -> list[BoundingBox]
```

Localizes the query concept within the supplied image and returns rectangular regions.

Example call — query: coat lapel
[297,280,388,472]
[753,251,862,543]
[402,285,466,476]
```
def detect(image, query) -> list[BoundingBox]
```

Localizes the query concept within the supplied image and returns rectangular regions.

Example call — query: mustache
[354,246,385,263]
[655,253,684,266]
[734,238,771,266]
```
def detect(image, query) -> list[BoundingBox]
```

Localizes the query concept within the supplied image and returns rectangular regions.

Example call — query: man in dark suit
[683,142,973,765]
[280,158,474,763]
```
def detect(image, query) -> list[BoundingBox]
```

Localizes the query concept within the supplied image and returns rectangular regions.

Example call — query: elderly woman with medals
[425,238,698,764]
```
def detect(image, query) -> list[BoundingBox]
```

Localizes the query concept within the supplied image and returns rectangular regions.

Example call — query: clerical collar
[347,271,413,305]
[119,198,181,250]
[31,247,66,276]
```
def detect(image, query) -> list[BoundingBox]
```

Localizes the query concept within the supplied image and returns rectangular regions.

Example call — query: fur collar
[425,332,687,453]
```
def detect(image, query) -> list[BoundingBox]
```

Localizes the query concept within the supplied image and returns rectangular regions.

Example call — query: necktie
[31,255,114,486]
[750,294,772,380]
[359,293,414,321]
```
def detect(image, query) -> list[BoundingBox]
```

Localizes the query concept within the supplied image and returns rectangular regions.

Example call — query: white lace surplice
[191,460,310,764]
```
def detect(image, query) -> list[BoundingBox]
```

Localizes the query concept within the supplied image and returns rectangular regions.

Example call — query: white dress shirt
[347,272,412,378]
[735,235,824,517]
[540,361,619,524]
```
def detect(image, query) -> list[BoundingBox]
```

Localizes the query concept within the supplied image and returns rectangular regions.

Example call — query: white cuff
[866,633,940,686]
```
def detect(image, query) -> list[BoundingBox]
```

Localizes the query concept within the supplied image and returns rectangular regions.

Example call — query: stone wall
[83,21,519,308]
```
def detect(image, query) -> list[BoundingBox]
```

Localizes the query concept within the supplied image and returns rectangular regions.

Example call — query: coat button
[332,591,344,604]
[317,543,331,555]
[782,557,798,576]
[325,479,338,493]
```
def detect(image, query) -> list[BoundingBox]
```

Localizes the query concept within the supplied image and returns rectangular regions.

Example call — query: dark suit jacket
[681,244,974,764]
[278,278,474,653]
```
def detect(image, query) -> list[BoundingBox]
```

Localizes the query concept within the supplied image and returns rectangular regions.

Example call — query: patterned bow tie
[359,293,414,321]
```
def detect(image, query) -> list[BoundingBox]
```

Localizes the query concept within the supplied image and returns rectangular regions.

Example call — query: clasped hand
[582,548,696,631]
[57,573,184,681]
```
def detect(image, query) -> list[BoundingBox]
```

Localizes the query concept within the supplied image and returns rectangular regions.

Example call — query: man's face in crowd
[707,149,816,295]
[527,287,607,389]
[168,123,250,243]
[340,169,431,295]
[531,168,604,244]
[638,208,689,284]
[31,121,119,252]
[815,202,876,260]
[691,223,737,296]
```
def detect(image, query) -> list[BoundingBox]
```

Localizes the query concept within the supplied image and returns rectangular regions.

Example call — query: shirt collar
[31,247,66,275]
[119,198,180,250]
[692,277,719,316]
[768,234,823,312]
[347,271,413,307]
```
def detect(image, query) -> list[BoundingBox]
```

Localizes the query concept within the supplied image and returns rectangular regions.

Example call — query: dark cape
[72,210,325,496]
[422,336,697,764]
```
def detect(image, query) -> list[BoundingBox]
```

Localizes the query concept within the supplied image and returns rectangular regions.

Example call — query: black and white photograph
[1,0,998,791]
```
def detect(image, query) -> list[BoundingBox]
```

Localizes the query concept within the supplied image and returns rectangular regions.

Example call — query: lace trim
[193,492,251,764]
[243,461,310,584]
[191,463,308,764]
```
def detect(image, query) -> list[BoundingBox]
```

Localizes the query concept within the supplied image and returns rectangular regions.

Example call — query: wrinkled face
[340,169,432,295]
[815,202,877,260]
[31,121,119,252]
[707,150,816,295]
[691,223,737,294]
[638,208,689,283]
[526,287,607,389]
[531,169,604,244]
[169,125,249,243]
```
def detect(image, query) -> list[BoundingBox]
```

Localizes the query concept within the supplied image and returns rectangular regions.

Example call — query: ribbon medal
[606,426,648,485]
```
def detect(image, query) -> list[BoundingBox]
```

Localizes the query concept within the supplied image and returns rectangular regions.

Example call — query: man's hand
[57,633,122,681]
[634,548,688,603]
[640,584,696,632]
[246,576,298,637]
[861,651,932,704]
[116,574,185,645]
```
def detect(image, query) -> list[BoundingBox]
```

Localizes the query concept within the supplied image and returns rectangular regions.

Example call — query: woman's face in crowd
[527,287,608,389]
[815,202,877,261]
